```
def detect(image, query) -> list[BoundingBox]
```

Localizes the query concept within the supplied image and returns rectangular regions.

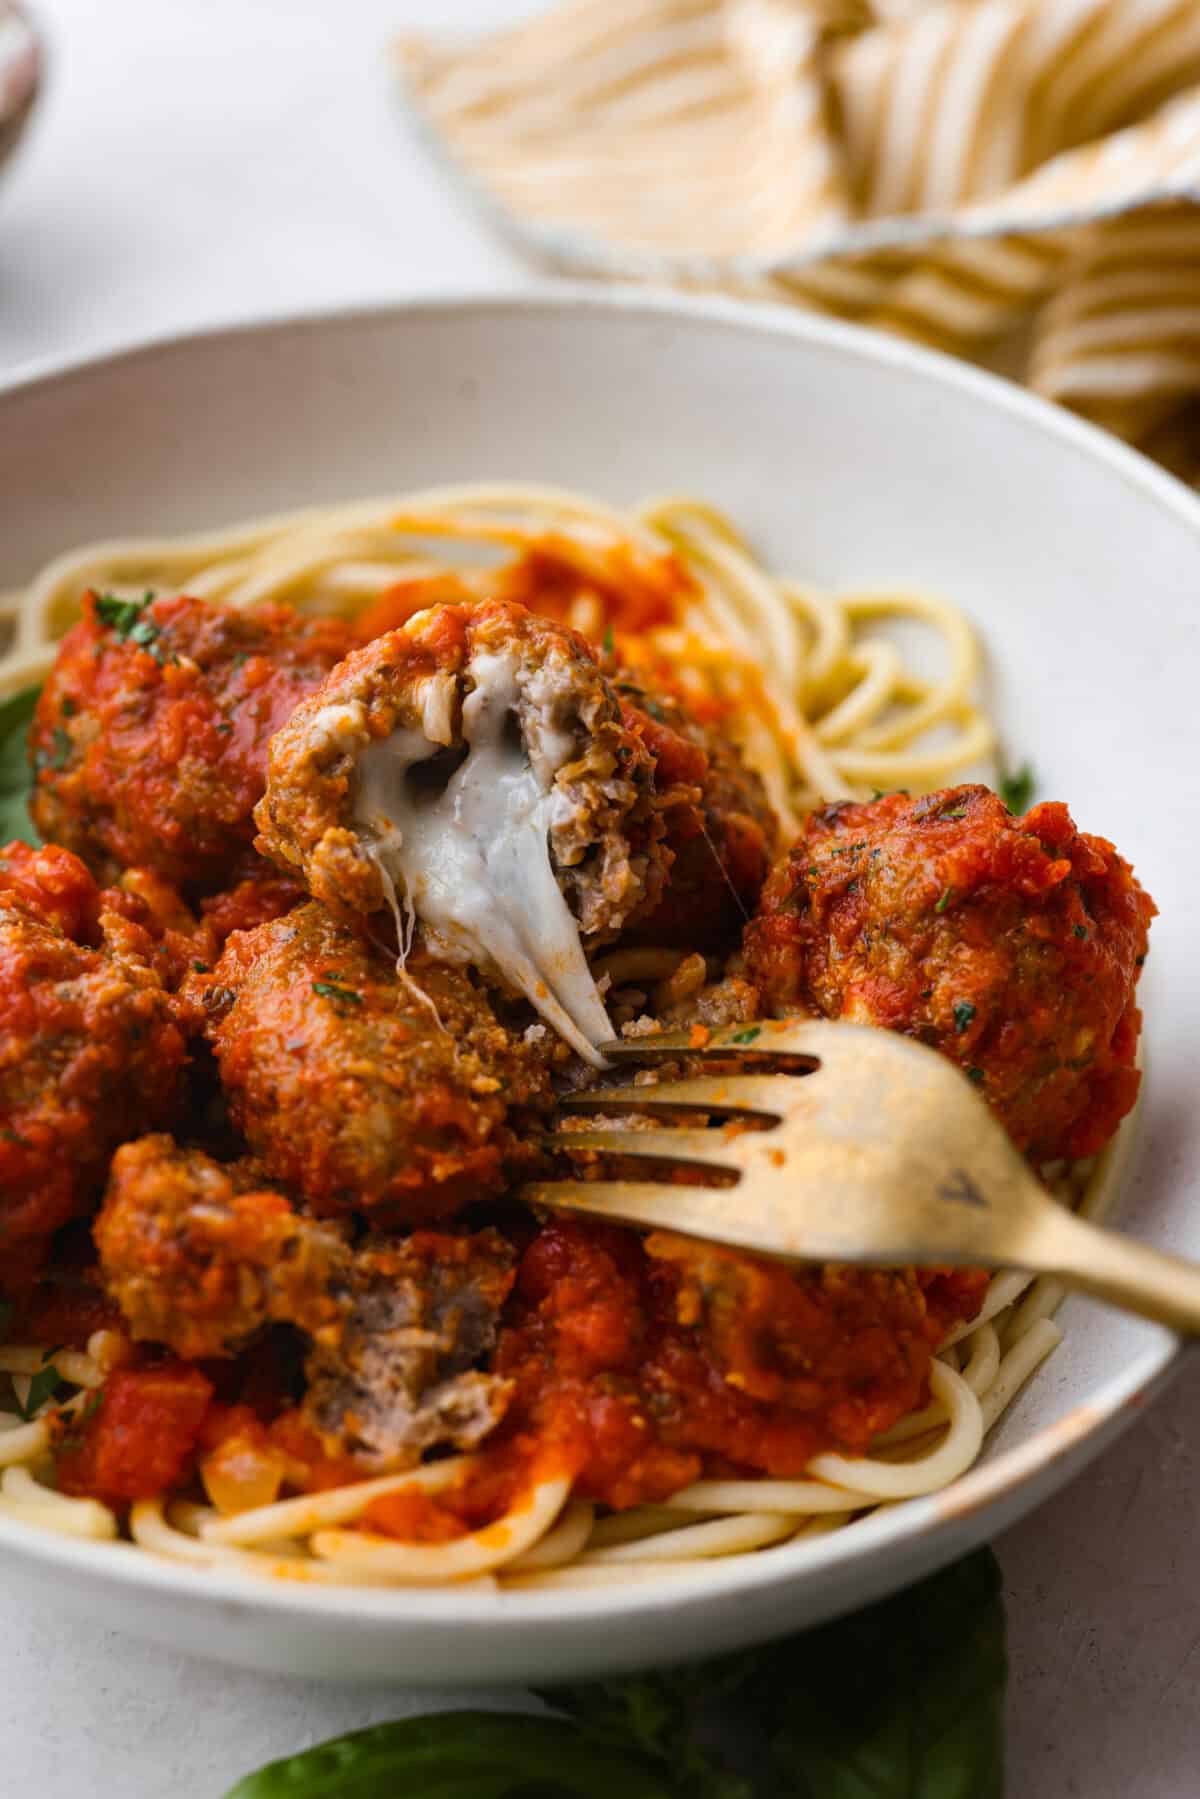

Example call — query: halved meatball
[0,856,189,1292]
[96,1136,514,1468]
[195,901,552,1224]
[743,785,1155,1164]
[304,1230,515,1469]
[254,600,667,1060]
[30,591,355,889]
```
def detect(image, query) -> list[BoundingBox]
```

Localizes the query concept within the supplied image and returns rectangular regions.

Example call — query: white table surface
[2,3,1198,1792]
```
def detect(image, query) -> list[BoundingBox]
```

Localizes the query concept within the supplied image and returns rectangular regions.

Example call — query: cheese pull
[356,651,613,1065]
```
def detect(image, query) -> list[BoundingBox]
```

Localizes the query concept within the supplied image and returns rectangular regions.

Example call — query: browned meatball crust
[31,590,355,889]
[0,874,189,1295]
[96,1135,347,1360]
[744,785,1155,1163]
[195,902,553,1224]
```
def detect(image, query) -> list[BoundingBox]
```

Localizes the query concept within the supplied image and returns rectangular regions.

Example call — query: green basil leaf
[760,1550,1006,1799]
[16,1363,63,1421]
[222,1712,677,1799]
[544,1662,757,1799]
[0,685,42,848]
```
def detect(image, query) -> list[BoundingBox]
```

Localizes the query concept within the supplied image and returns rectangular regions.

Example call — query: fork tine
[542,1129,741,1171]
[560,1075,788,1117]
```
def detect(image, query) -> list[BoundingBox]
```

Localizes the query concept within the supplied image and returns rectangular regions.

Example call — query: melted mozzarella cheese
[355,652,613,1066]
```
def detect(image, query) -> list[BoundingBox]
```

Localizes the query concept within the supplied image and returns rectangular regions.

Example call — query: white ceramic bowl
[0,292,1196,1684]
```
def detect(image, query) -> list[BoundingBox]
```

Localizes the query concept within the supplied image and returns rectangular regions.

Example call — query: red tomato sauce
[56,1363,213,1507]
[358,1219,990,1532]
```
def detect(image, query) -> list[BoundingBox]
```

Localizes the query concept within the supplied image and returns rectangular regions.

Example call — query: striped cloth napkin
[398,0,1200,484]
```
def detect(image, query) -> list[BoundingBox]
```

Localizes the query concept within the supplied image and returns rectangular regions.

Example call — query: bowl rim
[0,283,1195,1633]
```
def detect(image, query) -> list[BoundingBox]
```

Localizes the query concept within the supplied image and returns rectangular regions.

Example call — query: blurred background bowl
[0,2,40,181]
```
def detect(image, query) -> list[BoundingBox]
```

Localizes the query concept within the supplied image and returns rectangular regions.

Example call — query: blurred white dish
[0,1,38,177]
[0,290,1195,1683]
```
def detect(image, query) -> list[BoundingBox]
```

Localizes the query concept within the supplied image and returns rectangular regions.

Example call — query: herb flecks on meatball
[31,591,355,889]
[254,600,667,1063]
[743,785,1155,1164]
[194,901,553,1225]
[95,1135,346,1360]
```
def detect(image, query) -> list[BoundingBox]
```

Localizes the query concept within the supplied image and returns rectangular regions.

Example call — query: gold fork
[526,1019,1200,1334]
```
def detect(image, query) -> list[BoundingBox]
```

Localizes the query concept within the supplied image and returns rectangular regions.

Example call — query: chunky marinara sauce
[363,1218,988,1540]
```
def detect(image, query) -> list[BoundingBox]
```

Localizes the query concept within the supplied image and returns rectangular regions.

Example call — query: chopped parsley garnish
[729,1026,761,1045]
[953,1001,976,1033]
[17,1362,63,1420]
[601,625,615,655]
[998,762,1035,814]
[1073,924,1088,940]
[935,887,954,914]
[191,960,210,974]
[967,1066,986,1084]
[95,590,175,664]
[312,980,363,1005]
[95,590,153,636]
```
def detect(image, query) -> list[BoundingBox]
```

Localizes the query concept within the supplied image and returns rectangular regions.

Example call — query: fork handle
[1034,1205,1200,1336]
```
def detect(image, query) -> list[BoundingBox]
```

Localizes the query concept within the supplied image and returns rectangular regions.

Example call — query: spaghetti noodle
[0,485,1141,1589]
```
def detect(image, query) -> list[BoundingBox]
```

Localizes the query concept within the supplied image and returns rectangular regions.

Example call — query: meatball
[195,860,303,950]
[0,862,189,1292]
[743,785,1155,1164]
[254,599,667,1061]
[96,1136,514,1468]
[31,590,355,889]
[0,840,105,942]
[304,1229,515,1469]
[0,841,252,996]
[197,901,552,1223]
[96,1136,346,1360]
[610,655,778,948]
